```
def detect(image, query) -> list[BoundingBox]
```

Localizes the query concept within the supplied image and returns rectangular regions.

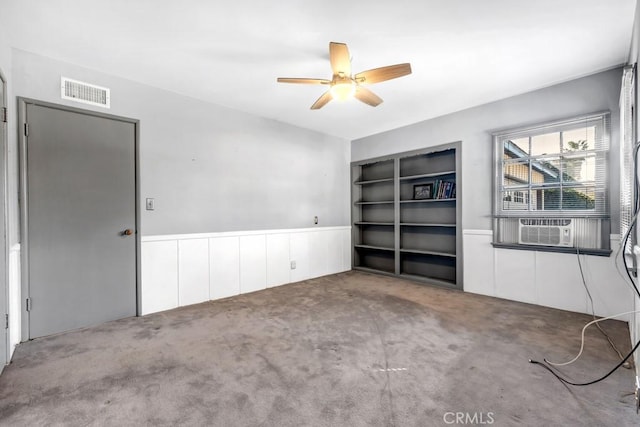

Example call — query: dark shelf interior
[400,149,456,177]
[361,203,395,223]
[354,247,395,273]
[400,202,456,224]
[400,252,456,283]
[356,224,395,249]
[400,223,455,227]
[357,159,394,182]
[399,170,456,181]
[399,198,456,204]
[401,225,456,255]
[361,180,394,203]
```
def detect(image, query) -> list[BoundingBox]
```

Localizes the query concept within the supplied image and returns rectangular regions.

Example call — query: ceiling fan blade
[355,63,412,84]
[277,78,331,85]
[329,42,351,76]
[354,86,383,107]
[310,90,333,110]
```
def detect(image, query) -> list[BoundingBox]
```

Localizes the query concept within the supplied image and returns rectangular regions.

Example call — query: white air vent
[518,218,574,247]
[61,77,110,108]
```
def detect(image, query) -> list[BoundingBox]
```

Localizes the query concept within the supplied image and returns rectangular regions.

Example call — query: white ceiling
[4,0,637,140]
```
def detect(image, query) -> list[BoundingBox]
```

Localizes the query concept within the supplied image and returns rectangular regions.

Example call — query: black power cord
[530,141,640,386]
[529,340,640,387]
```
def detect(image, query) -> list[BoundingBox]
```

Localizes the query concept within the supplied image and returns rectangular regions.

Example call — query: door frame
[18,97,141,340]
[0,69,8,364]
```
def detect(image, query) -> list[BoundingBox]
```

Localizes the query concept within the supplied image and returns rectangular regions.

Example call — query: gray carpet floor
[0,270,637,426]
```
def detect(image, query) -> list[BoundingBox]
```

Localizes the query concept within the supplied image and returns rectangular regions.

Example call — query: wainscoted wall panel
[495,249,537,305]
[266,234,290,288]
[461,230,494,296]
[239,235,268,294]
[178,239,210,306]
[209,237,240,300]
[536,251,588,314]
[141,240,179,315]
[326,229,345,277]
[341,230,351,275]
[463,230,634,319]
[580,248,635,318]
[290,232,311,283]
[141,227,351,315]
[9,244,21,359]
[308,231,328,281]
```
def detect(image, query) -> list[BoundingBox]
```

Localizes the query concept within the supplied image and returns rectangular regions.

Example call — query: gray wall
[11,49,350,235]
[352,68,623,231]
[0,12,16,246]
[0,12,16,368]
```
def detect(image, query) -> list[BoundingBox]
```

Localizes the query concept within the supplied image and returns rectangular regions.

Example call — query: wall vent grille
[61,77,110,108]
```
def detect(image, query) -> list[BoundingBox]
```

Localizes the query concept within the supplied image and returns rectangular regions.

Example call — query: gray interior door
[0,72,7,367]
[26,103,136,339]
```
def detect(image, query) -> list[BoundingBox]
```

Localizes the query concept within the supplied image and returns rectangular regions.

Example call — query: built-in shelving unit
[351,142,461,288]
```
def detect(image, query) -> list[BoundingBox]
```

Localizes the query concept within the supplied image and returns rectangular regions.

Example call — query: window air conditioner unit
[518,218,574,247]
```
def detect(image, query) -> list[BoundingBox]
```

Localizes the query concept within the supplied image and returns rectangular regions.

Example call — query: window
[493,112,610,252]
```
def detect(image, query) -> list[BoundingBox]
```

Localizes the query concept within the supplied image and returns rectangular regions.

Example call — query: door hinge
[4,314,7,330]
[26,297,31,312]
[24,123,29,136]
[1,107,6,123]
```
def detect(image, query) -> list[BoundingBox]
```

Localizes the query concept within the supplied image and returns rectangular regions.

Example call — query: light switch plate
[146,198,155,210]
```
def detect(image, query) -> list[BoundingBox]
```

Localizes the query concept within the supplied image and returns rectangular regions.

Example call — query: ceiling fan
[277,42,412,110]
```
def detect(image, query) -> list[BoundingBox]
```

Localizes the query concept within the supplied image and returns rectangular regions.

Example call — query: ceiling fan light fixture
[330,81,356,101]
[277,42,411,109]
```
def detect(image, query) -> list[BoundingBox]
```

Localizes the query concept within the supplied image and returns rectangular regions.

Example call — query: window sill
[491,242,611,257]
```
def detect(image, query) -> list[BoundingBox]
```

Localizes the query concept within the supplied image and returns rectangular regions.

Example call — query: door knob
[122,229,133,236]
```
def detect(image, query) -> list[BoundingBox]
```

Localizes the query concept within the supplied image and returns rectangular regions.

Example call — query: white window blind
[620,65,635,253]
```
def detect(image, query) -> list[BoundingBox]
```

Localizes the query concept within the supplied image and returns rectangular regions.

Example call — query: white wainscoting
[463,230,634,319]
[632,247,640,382]
[140,226,352,315]
[8,244,21,359]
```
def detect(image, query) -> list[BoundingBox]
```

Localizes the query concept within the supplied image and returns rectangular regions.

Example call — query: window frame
[492,112,611,254]
[493,112,610,219]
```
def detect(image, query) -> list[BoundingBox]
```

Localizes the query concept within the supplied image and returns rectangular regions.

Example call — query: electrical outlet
[290,260,296,270]
[314,216,318,225]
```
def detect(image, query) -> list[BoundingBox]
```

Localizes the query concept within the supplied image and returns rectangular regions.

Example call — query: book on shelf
[429,180,456,199]
[444,182,453,198]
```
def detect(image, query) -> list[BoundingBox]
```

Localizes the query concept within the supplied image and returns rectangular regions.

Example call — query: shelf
[355,200,395,205]
[399,274,456,288]
[399,198,456,203]
[399,170,456,181]
[354,266,396,276]
[355,222,394,226]
[400,223,455,227]
[400,248,456,258]
[354,177,394,185]
[355,244,395,252]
